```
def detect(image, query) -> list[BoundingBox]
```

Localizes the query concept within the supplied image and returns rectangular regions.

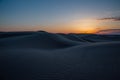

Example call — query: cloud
[97,29,120,35]
[97,17,120,21]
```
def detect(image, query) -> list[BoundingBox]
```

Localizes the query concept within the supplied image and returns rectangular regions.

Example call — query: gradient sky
[0,0,120,33]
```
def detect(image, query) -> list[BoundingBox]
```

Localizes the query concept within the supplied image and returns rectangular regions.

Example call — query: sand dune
[0,31,120,80]
[0,31,81,50]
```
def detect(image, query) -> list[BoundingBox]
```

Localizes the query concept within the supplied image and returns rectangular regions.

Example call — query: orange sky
[0,18,120,34]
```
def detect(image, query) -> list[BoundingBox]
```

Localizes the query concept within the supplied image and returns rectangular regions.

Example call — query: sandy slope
[0,31,120,80]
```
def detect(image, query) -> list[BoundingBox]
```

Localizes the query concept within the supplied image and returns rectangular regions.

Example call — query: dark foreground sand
[0,31,120,80]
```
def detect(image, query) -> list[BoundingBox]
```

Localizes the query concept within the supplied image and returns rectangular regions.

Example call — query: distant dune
[0,31,120,80]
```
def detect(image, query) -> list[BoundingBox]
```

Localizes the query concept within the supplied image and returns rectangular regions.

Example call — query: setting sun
[71,19,99,33]
[79,27,97,33]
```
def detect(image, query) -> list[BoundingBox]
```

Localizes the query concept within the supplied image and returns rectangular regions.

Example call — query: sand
[0,31,120,80]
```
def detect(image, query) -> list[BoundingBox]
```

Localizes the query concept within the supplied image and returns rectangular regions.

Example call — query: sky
[0,0,120,33]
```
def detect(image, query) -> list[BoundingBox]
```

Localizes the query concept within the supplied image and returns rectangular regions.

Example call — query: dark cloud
[97,29,120,35]
[97,17,120,21]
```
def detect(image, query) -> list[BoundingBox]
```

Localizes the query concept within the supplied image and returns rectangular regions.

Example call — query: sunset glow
[78,20,98,33]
